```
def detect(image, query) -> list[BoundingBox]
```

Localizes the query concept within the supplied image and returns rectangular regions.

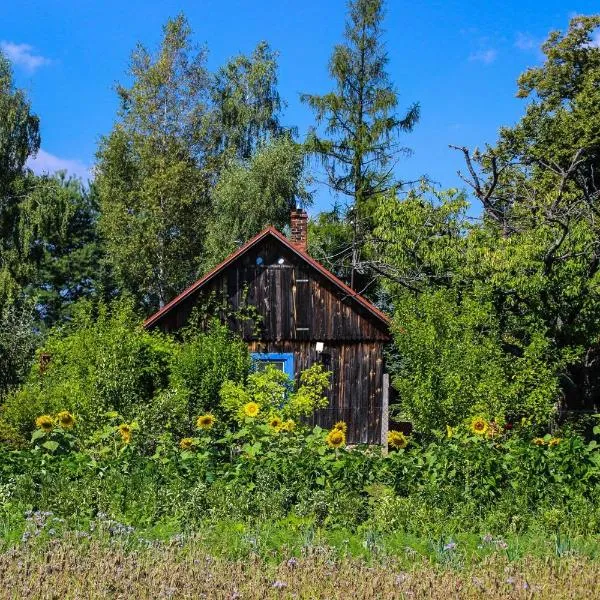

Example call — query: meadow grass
[1,534,600,599]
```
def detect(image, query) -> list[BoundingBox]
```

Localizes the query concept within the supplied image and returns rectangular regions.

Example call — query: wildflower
[482,533,494,544]
[243,402,260,418]
[118,423,132,444]
[532,437,546,446]
[286,557,298,569]
[548,437,562,447]
[269,415,283,431]
[179,437,195,450]
[443,541,457,551]
[272,581,287,589]
[196,414,215,430]
[326,428,346,449]
[56,410,75,429]
[387,430,408,449]
[446,425,453,438]
[333,421,347,434]
[470,416,488,436]
[35,415,54,432]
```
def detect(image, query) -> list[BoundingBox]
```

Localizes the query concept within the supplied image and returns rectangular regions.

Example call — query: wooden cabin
[144,210,391,444]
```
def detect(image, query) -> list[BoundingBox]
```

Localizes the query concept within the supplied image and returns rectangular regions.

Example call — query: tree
[202,136,310,268]
[0,51,40,299]
[450,15,600,415]
[18,174,112,325]
[370,16,600,431]
[96,15,211,311]
[302,0,419,288]
[202,41,286,164]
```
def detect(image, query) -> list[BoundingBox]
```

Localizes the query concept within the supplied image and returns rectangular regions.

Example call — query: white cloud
[469,48,498,65]
[27,149,91,181]
[0,41,52,73]
[515,32,536,51]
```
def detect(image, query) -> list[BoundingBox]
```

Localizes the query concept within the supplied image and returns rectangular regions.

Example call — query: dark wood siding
[158,237,389,342]
[248,340,384,444]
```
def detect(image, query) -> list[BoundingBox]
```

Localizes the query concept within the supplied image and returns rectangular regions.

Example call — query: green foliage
[202,137,311,268]
[390,288,559,431]
[0,300,38,401]
[166,321,251,429]
[96,15,211,311]
[302,0,419,288]
[2,300,174,437]
[219,363,330,423]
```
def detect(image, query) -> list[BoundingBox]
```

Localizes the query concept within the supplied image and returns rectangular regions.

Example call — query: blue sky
[2,0,599,213]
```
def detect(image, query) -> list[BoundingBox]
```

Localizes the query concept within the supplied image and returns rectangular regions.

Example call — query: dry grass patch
[1,537,599,599]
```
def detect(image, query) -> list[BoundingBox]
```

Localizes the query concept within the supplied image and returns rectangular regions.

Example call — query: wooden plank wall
[161,238,389,342]
[248,340,384,444]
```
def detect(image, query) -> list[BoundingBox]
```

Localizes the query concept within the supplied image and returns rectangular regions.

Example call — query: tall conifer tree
[302,0,419,288]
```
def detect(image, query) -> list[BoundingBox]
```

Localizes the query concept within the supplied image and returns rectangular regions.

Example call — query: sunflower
[269,416,283,431]
[118,423,132,444]
[333,421,347,434]
[532,437,546,446]
[326,428,346,449]
[470,416,489,436]
[280,419,295,432]
[56,410,75,429]
[179,437,195,450]
[35,415,54,432]
[387,430,408,449]
[548,437,561,447]
[243,402,260,418]
[196,414,215,430]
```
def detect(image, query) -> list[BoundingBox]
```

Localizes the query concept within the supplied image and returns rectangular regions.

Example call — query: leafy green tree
[0,51,40,299]
[18,174,111,325]
[96,15,211,311]
[202,41,286,164]
[302,0,419,287]
[202,137,310,268]
[450,15,600,414]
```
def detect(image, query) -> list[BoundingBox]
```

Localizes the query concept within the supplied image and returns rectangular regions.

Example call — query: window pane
[254,360,285,372]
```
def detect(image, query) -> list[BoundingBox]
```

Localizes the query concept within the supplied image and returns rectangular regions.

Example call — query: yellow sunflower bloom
[532,437,546,446]
[470,417,489,436]
[243,402,260,418]
[326,428,346,449]
[387,430,408,449]
[179,437,195,450]
[35,415,54,432]
[333,421,348,434]
[269,416,283,430]
[548,437,562,447]
[56,410,75,429]
[196,414,215,430]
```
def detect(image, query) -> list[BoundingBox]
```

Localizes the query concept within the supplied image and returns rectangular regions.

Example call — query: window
[251,352,294,380]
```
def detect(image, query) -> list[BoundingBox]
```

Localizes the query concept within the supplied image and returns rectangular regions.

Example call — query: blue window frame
[251,352,295,380]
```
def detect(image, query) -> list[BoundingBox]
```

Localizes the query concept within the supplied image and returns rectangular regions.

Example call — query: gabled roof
[143,226,391,330]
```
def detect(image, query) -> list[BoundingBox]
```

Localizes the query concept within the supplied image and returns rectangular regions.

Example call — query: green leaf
[41,440,59,452]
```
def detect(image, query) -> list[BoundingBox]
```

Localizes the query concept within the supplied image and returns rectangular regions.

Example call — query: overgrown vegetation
[3,0,600,592]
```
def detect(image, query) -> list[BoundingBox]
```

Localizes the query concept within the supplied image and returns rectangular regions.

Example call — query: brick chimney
[290,208,308,252]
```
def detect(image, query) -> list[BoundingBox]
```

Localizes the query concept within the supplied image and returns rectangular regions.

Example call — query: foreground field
[1,537,599,600]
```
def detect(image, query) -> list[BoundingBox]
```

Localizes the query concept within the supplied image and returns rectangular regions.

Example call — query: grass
[2,535,600,599]
[2,514,600,599]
